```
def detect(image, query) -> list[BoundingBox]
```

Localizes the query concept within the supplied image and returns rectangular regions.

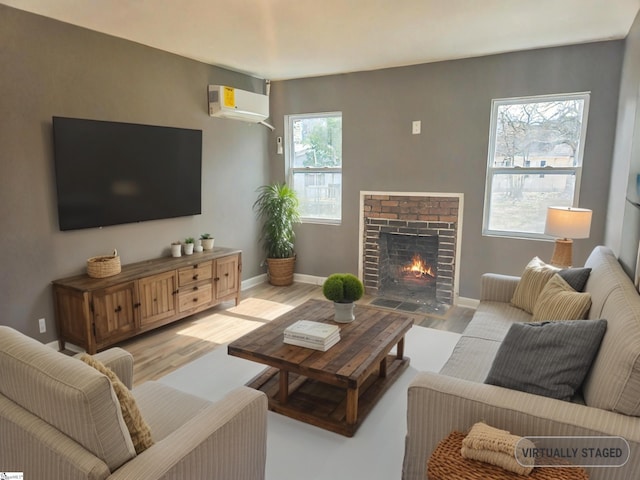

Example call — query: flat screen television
[52,117,202,231]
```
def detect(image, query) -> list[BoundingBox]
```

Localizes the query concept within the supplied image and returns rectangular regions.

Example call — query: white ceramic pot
[171,244,182,257]
[184,243,194,255]
[333,302,355,323]
[202,238,215,250]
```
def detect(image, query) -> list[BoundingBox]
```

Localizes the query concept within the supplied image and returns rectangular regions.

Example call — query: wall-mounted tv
[52,117,202,231]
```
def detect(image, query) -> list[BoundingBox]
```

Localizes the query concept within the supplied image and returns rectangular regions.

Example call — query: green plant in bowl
[322,273,364,303]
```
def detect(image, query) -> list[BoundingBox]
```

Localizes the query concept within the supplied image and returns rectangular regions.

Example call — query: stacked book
[283,320,341,351]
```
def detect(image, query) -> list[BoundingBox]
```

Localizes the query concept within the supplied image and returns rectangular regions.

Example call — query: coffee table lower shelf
[245,353,410,437]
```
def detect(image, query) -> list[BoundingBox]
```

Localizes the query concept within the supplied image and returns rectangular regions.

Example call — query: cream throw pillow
[80,354,154,454]
[532,274,592,321]
[511,257,559,314]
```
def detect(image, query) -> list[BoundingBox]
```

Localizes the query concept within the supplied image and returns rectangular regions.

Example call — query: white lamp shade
[544,207,592,239]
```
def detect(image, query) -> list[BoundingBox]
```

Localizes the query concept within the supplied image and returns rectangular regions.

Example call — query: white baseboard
[457,296,480,309]
[293,273,326,285]
[65,343,85,354]
[241,273,327,289]
[48,340,84,353]
[241,274,267,290]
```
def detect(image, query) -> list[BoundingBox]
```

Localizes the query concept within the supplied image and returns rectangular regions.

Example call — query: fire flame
[402,254,435,278]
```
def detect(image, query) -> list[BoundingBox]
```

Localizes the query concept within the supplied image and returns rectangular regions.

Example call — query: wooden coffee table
[227,298,413,436]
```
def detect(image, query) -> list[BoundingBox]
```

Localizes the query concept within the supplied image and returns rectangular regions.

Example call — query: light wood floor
[116,282,474,386]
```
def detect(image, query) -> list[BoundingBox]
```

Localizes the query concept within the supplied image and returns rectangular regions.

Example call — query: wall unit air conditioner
[208,85,269,123]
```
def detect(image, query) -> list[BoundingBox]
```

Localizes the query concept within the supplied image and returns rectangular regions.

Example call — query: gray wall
[269,42,624,300]
[0,5,269,342]
[607,11,640,276]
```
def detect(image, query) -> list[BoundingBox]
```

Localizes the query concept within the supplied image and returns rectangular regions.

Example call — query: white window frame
[285,112,342,225]
[482,92,590,240]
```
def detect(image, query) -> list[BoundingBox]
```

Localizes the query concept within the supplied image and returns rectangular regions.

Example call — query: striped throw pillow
[532,274,592,321]
[511,257,559,314]
[485,319,607,400]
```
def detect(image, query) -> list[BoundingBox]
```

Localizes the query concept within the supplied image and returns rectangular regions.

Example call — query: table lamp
[544,206,592,268]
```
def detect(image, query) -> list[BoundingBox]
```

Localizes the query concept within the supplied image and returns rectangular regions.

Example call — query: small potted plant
[322,273,365,323]
[184,237,195,255]
[200,233,215,250]
[171,241,182,258]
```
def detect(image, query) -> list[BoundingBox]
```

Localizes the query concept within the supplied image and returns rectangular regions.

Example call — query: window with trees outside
[483,93,590,239]
[286,112,342,223]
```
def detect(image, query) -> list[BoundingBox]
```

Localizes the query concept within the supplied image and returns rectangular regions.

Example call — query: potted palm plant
[322,273,365,323]
[253,183,301,286]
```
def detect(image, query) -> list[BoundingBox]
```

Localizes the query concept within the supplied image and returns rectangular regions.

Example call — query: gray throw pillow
[485,319,607,401]
[558,267,592,292]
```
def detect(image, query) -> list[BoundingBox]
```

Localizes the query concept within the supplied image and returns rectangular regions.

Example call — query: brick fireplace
[359,192,462,313]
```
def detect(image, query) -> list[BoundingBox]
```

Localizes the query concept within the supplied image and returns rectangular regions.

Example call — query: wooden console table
[52,247,241,354]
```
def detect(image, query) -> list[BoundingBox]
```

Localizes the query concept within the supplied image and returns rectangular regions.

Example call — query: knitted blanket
[461,422,535,475]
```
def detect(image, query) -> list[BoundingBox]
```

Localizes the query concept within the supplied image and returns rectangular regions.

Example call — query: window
[483,93,590,239]
[286,112,342,223]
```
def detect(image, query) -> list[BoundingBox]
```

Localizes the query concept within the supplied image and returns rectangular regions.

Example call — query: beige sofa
[0,326,268,480]
[402,246,640,480]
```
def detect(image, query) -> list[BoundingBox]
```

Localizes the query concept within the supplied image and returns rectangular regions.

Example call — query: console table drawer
[178,283,212,312]
[178,261,212,286]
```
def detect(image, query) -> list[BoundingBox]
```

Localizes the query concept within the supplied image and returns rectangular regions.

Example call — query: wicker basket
[428,431,589,480]
[87,250,121,279]
[266,256,296,286]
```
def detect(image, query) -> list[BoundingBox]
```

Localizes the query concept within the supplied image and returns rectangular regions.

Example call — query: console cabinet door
[214,254,240,300]
[91,281,139,344]
[139,270,178,328]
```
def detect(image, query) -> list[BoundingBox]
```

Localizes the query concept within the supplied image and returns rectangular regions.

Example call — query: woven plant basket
[428,431,589,480]
[266,256,295,286]
[87,250,121,279]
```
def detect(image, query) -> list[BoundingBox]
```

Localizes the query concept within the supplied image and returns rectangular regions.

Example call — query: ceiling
[3,0,640,80]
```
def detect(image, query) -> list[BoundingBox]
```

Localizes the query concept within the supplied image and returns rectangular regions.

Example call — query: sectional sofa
[402,246,640,480]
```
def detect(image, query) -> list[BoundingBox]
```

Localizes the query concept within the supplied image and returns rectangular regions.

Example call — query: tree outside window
[483,93,590,238]
[287,113,342,223]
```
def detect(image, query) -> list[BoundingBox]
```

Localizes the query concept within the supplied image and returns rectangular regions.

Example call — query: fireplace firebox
[378,233,438,302]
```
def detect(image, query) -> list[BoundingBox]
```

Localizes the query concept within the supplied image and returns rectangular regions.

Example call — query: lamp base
[550,239,573,268]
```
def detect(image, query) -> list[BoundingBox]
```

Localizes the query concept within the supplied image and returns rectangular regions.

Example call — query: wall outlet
[412,120,421,135]
[38,317,46,334]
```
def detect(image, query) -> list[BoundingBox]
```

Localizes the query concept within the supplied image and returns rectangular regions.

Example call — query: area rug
[158,326,460,480]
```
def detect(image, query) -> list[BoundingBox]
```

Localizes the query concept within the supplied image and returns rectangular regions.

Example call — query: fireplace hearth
[359,192,462,315]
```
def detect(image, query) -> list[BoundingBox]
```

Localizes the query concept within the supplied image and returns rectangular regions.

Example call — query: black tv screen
[52,117,202,231]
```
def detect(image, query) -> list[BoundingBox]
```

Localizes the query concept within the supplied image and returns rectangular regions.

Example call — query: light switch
[412,121,421,135]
